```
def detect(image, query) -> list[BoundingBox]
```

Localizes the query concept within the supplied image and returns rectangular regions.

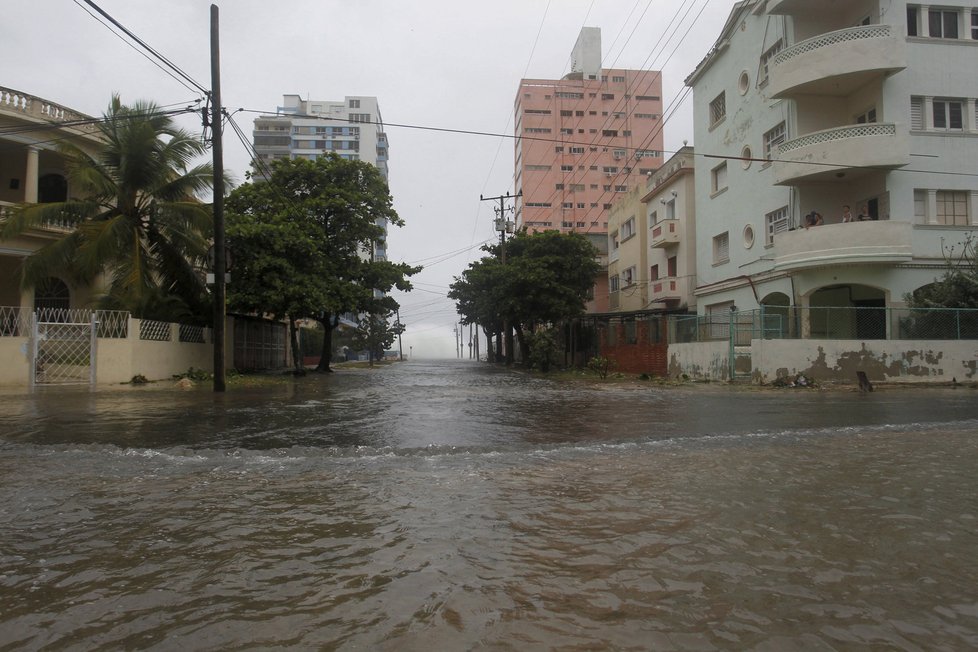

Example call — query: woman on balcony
[804,211,824,229]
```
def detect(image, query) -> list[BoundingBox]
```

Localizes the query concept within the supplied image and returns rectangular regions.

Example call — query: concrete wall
[668,340,730,381]
[751,339,978,384]
[0,338,30,386]
[96,322,213,385]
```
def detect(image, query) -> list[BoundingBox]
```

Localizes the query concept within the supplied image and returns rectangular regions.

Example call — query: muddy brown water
[1,360,977,650]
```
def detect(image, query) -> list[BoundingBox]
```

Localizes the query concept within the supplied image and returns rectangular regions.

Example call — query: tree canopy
[449,229,600,364]
[907,235,978,309]
[226,155,418,372]
[2,96,214,321]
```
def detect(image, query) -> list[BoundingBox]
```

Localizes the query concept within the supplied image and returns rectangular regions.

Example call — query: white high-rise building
[252,94,390,261]
[685,0,978,332]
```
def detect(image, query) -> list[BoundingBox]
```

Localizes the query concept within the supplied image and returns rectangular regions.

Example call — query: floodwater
[1,361,977,651]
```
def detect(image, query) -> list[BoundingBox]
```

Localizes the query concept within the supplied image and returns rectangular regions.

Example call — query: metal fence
[670,306,978,344]
[0,307,130,338]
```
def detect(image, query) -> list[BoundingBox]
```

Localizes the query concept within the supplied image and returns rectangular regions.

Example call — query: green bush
[587,356,616,379]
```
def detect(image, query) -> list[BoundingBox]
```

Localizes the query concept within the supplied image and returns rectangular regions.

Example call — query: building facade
[252,94,391,261]
[514,28,665,238]
[686,0,978,331]
[0,87,105,314]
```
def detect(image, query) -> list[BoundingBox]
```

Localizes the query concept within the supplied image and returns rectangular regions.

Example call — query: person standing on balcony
[804,211,824,229]
[841,205,854,223]
[857,204,874,221]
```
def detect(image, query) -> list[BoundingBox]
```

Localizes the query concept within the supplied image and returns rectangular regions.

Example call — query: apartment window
[562,203,573,209]
[636,95,660,101]
[635,113,658,119]
[603,203,613,210]
[526,165,552,171]
[613,149,627,159]
[713,232,730,264]
[623,130,632,137]
[765,206,790,245]
[929,9,959,38]
[710,92,726,127]
[571,184,585,191]
[560,110,573,117]
[615,185,628,192]
[635,150,660,159]
[911,96,924,129]
[555,146,564,153]
[667,256,678,278]
[936,190,969,225]
[560,128,574,135]
[525,127,552,133]
[555,184,564,190]
[763,121,786,160]
[649,210,658,225]
[556,92,584,99]
[602,94,615,100]
[621,216,636,239]
[570,146,585,154]
[603,166,619,174]
[349,99,360,108]
[908,7,919,36]
[760,39,784,84]
[914,190,927,222]
[526,202,553,208]
[603,185,612,192]
[613,112,626,119]
[856,107,877,124]
[576,110,585,117]
[622,267,636,287]
[603,130,619,137]
[610,275,620,293]
[612,75,626,82]
[664,199,676,221]
[524,109,552,115]
[934,99,964,129]
[711,162,728,195]
[577,221,586,227]
[348,113,371,123]
[973,11,978,38]
[650,264,659,281]
[560,165,573,171]
[577,203,586,209]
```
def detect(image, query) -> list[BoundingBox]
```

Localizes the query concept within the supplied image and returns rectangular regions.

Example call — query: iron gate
[30,311,97,387]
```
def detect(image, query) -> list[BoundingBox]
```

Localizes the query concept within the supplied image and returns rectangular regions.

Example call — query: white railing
[0,308,130,338]
[139,319,172,341]
[774,24,892,66]
[778,123,896,155]
[0,86,99,134]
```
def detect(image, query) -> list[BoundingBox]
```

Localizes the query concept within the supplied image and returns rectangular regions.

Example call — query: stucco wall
[667,341,729,381]
[752,339,978,385]
[0,338,30,386]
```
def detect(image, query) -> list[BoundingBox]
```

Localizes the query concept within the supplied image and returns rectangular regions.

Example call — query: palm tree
[2,95,214,322]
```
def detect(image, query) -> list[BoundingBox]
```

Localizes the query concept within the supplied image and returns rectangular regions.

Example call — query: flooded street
[1,360,977,650]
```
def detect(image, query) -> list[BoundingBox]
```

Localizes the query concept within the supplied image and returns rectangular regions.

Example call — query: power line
[76,0,209,96]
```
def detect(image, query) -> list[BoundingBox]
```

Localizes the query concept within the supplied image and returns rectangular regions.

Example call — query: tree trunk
[288,315,305,375]
[514,324,529,365]
[315,312,336,373]
[505,323,515,366]
[483,327,494,363]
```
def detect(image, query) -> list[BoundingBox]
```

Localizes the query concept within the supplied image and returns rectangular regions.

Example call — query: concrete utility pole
[210,4,227,392]
[479,191,521,365]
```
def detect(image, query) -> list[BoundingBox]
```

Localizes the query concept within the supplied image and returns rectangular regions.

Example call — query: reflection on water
[1,361,977,649]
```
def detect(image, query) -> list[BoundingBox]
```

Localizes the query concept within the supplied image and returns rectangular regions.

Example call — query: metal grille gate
[30,312,97,388]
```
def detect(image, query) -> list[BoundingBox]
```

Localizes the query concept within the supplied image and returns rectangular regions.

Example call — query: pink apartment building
[514,28,664,239]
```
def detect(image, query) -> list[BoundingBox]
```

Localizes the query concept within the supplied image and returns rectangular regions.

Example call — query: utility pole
[210,4,227,392]
[454,323,460,358]
[480,191,520,365]
[395,309,405,361]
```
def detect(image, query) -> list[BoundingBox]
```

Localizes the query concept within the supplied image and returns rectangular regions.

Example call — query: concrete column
[967,99,977,132]
[970,191,978,226]
[24,146,39,203]
[923,97,934,130]
[927,189,938,225]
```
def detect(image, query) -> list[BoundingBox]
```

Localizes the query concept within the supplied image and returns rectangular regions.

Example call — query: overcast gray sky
[6,0,738,358]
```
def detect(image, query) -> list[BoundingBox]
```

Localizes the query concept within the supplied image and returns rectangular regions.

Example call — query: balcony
[768,0,868,17]
[650,219,680,248]
[770,221,912,272]
[773,123,908,185]
[650,277,683,303]
[769,25,905,99]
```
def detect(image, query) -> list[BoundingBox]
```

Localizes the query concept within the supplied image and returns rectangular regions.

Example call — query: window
[765,206,790,245]
[664,199,676,221]
[560,165,573,172]
[713,232,730,264]
[636,95,660,101]
[526,202,553,208]
[622,266,636,286]
[615,185,628,192]
[577,203,585,209]
[525,127,552,133]
[571,184,585,191]
[613,149,627,159]
[560,110,573,117]
[570,146,585,154]
[602,166,619,174]
[555,147,564,153]
[524,109,552,115]
[621,217,636,239]
[602,94,615,100]
[349,99,360,108]
[763,121,786,160]
[973,10,978,38]
[576,110,585,117]
[933,99,964,130]
[929,9,959,38]
[667,256,678,277]
[914,189,927,222]
[908,6,919,36]
[635,113,659,119]
[559,128,574,135]
[555,183,565,190]
[649,210,658,225]
[526,165,552,171]
[711,162,728,194]
[556,92,584,99]
[855,107,877,124]
[612,75,626,82]
[650,264,659,281]
[911,96,924,130]
[603,130,619,137]
[710,92,726,127]
[562,202,573,209]
[348,113,371,123]
[635,150,660,159]
[760,39,784,84]
[936,190,969,225]
[610,275,620,292]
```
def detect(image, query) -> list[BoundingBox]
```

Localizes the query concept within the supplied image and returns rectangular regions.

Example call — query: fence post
[90,312,98,388]
[728,306,737,381]
[29,312,37,390]
[956,309,961,340]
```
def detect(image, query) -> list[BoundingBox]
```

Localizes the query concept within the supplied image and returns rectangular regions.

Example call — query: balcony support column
[923,97,935,130]
[24,146,39,204]
[967,99,977,132]
[926,190,939,226]
[970,191,978,226]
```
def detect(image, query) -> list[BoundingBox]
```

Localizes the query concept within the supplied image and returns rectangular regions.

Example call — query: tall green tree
[352,309,396,366]
[226,155,418,372]
[450,230,600,364]
[1,96,214,321]
[906,234,978,309]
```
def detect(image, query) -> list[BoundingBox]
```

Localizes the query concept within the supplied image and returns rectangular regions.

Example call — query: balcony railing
[0,86,100,136]
[0,201,76,233]
[770,221,912,271]
[774,123,908,184]
[768,24,905,98]
[650,219,680,248]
